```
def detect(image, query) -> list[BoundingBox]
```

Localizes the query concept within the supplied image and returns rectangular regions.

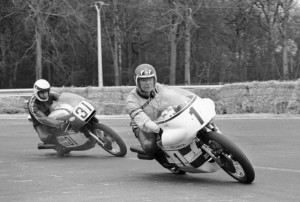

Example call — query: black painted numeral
[189,107,204,125]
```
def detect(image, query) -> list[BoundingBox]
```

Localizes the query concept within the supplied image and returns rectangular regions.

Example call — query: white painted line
[254,166,300,173]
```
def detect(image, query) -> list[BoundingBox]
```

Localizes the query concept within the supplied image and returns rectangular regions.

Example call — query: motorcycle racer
[27,79,68,152]
[126,63,179,171]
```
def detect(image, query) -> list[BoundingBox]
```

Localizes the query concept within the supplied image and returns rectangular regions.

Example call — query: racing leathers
[28,92,64,143]
[126,83,172,167]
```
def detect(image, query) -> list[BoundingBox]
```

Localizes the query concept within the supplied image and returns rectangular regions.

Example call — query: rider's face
[38,90,49,100]
[139,77,155,93]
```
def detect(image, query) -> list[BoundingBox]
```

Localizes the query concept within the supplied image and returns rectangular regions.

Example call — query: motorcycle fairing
[156,94,218,173]
[47,94,96,148]
[158,96,216,148]
[70,100,96,132]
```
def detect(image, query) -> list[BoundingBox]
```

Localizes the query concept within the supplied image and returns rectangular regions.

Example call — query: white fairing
[155,89,220,173]
[47,96,91,148]
[159,97,216,148]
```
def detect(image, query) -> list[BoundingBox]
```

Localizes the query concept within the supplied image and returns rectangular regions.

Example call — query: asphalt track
[0,115,300,202]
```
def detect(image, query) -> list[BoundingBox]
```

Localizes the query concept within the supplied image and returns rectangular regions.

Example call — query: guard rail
[0,89,33,97]
[0,85,221,98]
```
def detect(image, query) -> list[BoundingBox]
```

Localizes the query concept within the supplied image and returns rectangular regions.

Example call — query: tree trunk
[281,0,294,80]
[35,26,42,80]
[169,21,178,85]
[113,28,119,85]
[113,0,120,86]
[118,33,122,85]
[184,20,191,85]
[0,33,5,88]
[282,6,289,80]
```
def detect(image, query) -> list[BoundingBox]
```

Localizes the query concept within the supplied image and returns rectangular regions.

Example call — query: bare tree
[253,0,298,80]
[10,0,96,83]
[277,0,297,79]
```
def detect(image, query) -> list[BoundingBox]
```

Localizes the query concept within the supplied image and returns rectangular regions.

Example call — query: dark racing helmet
[33,79,50,102]
[134,63,157,89]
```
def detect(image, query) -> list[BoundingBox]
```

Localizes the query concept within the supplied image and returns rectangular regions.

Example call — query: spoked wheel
[91,122,127,157]
[206,131,255,184]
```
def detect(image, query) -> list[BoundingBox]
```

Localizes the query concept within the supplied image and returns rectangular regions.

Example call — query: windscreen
[155,86,195,122]
[57,92,85,108]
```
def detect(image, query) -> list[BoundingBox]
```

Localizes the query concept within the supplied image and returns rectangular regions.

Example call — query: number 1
[189,107,204,125]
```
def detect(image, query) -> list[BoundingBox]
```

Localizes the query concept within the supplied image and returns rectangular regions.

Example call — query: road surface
[0,115,299,202]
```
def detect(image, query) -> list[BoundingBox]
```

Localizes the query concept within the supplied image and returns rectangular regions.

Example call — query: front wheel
[206,132,255,184]
[90,122,127,157]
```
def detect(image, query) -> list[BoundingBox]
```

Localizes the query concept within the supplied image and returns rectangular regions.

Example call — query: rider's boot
[137,153,154,160]
[130,145,153,159]
[44,135,70,156]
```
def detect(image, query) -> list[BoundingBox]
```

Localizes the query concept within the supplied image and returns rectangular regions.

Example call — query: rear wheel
[206,132,255,184]
[91,122,127,157]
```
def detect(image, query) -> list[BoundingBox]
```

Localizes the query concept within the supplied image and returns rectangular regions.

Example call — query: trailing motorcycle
[130,87,255,183]
[29,92,127,157]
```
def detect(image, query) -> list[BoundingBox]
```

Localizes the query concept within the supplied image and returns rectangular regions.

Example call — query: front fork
[80,125,106,147]
[86,129,106,147]
[195,122,225,166]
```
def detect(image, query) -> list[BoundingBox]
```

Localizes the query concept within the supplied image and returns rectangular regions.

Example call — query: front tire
[90,122,127,157]
[206,131,255,184]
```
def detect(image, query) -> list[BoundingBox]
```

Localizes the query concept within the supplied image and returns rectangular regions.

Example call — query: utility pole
[94,1,108,87]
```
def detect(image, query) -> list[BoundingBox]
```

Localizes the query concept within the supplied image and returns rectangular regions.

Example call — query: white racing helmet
[33,79,50,102]
[134,64,157,90]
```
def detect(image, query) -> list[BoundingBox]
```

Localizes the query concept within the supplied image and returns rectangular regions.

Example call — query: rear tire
[206,131,255,184]
[91,122,127,157]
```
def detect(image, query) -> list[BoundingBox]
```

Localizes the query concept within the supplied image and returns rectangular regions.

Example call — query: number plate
[73,100,95,121]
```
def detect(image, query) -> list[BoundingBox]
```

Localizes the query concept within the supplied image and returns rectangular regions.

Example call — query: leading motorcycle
[29,92,127,157]
[130,87,255,183]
